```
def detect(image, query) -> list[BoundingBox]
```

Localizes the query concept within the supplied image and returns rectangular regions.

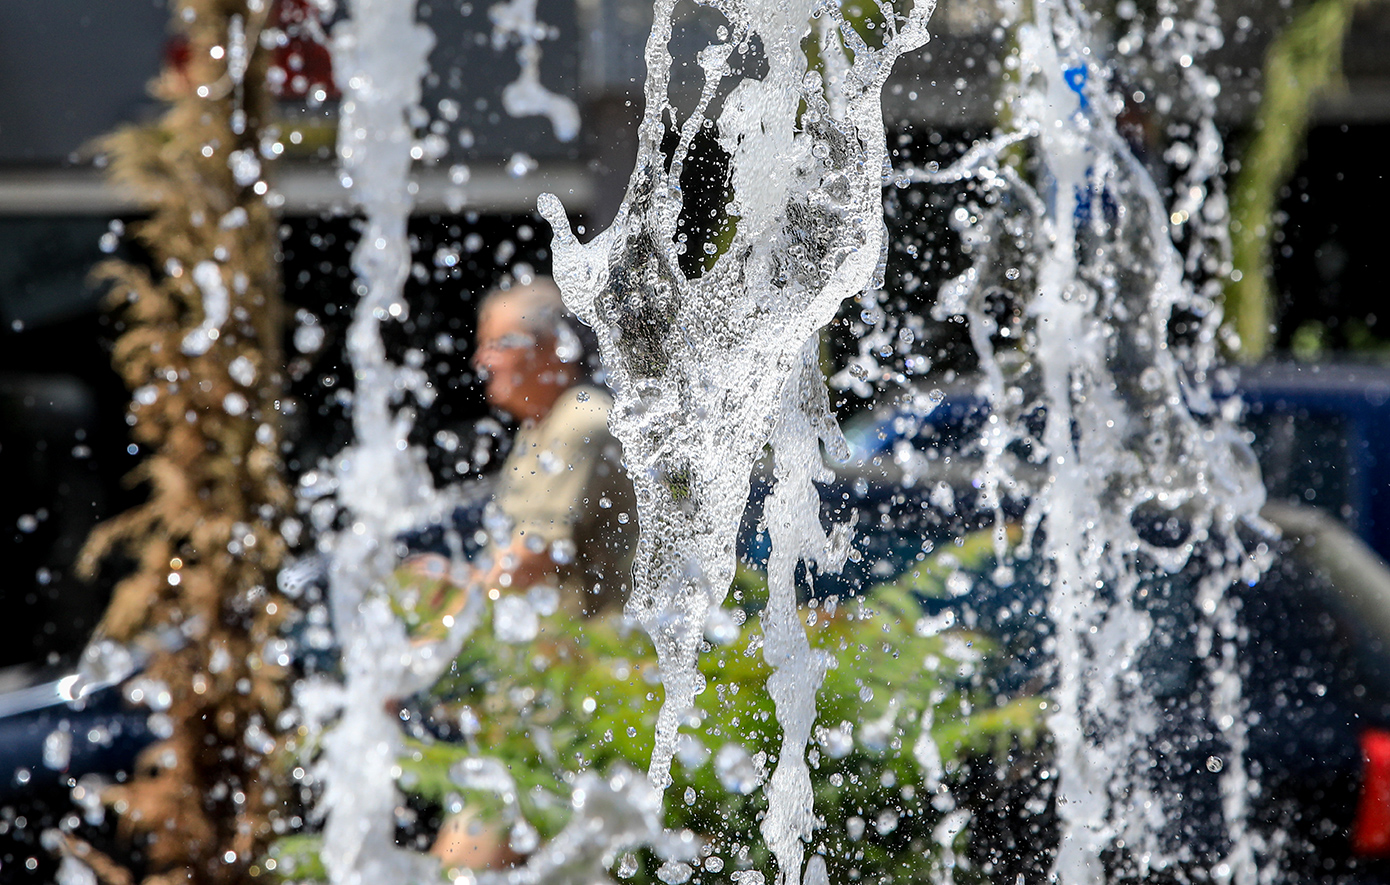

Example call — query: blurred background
[1,0,1389,879]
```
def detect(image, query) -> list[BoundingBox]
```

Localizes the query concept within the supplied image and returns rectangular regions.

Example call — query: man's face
[473,298,568,421]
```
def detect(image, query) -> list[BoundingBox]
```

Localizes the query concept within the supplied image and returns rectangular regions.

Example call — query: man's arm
[475,537,559,595]
[401,536,558,630]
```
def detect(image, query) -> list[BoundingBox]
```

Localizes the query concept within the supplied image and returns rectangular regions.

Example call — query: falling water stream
[541,0,934,882]
[306,4,461,884]
[898,0,1271,879]
[304,0,1271,882]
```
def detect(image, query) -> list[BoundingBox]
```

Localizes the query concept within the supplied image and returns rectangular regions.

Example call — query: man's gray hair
[480,277,568,339]
[481,276,591,366]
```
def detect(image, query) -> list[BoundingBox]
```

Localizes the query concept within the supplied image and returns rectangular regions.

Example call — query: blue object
[833,362,1390,563]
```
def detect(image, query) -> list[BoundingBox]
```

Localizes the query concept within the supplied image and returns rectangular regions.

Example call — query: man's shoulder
[547,385,613,433]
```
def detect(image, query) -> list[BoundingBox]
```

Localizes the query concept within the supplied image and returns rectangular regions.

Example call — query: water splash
[288,0,1275,880]
[490,0,581,141]
[540,0,933,881]
[913,0,1269,880]
[466,768,675,885]
[307,2,476,883]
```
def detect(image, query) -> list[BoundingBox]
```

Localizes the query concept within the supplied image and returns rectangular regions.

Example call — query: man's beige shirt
[492,385,636,610]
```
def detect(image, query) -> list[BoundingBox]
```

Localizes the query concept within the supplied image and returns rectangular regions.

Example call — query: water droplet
[846,815,865,840]
[528,583,560,615]
[715,744,765,794]
[507,152,538,177]
[820,722,854,759]
[509,819,540,853]
[228,355,257,387]
[43,729,71,770]
[223,392,248,416]
[548,539,576,566]
[875,809,899,834]
[1139,366,1163,392]
[493,595,539,643]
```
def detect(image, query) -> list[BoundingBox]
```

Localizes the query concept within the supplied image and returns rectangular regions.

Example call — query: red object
[270,0,339,101]
[163,34,192,77]
[1353,728,1390,856]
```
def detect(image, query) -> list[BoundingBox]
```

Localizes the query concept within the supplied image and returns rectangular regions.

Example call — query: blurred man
[406,276,635,622]
[415,276,636,868]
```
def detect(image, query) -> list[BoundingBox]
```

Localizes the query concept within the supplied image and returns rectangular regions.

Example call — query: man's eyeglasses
[477,332,538,352]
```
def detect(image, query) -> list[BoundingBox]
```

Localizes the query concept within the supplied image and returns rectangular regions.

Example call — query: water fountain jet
[299,0,1274,882]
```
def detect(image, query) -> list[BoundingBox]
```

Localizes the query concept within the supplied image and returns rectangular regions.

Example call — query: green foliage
[876,528,1019,599]
[265,834,328,882]
[1227,0,1372,362]
[274,562,1044,883]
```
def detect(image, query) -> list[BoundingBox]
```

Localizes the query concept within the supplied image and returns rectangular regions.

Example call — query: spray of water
[539,0,934,881]
[906,0,1270,880]
[304,3,476,883]
[299,0,1274,880]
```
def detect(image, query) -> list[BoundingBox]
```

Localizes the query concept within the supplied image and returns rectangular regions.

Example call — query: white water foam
[541,1,934,882]
[915,0,1270,880]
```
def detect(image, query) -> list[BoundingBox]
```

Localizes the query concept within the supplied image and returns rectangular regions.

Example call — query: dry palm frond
[78,1,294,882]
